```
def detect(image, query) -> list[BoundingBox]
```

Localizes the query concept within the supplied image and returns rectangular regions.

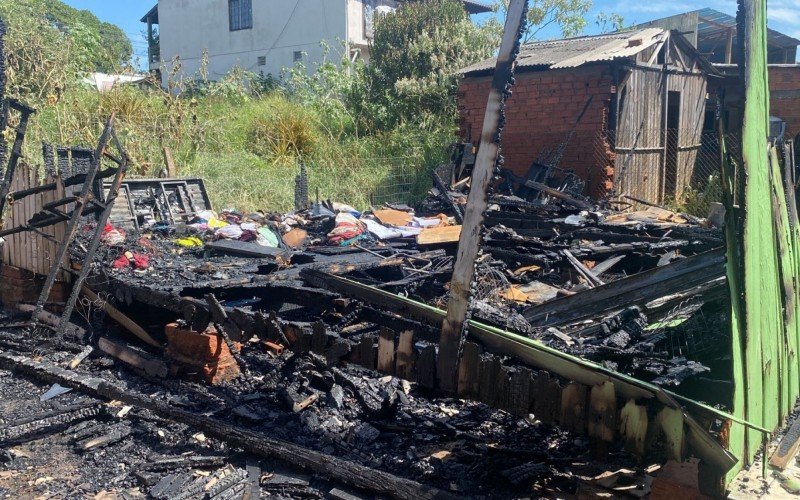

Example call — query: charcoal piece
[337,378,397,419]
[280,385,318,413]
[245,461,261,500]
[266,472,311,486]
[651,358,710,386]
[349,422,381,446]
[205,468,248,498]
[329,487,368,500]
[300,410,320,431]
[149,474,177,497]
[502,462,550,485]
[140,455,227,472]
[133,471,161,487]
[328,385,345,410]
[75,423,132,451]
[603,330,631,349]
[325,339,352,366]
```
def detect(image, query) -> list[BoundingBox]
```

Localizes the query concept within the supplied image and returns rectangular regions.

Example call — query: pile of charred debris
[0,9,739,498]
[0,140,732,498]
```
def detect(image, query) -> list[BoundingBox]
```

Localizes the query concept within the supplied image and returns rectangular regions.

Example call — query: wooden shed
[458,28,716,204]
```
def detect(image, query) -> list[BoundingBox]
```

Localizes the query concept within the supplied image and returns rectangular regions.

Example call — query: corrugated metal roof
[460,28,667,75]
[695,8,799,49]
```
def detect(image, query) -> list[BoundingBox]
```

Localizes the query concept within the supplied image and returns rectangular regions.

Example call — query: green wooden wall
[725,0,800,482]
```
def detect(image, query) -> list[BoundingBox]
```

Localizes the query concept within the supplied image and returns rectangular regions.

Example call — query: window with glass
[229,0,253,31]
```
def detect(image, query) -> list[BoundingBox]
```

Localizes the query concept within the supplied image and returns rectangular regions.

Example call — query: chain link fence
[594,128,741,216]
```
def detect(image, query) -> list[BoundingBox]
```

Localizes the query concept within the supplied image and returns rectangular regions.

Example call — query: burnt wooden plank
[588,381,616,443]
[438,0,529,393]
[509,366,532,417]
[359,336,376,370]
[523,248,726,326]
[620,399,648,457]
[533,371,561,425]
[377,328,396,374]
[457,341,482,398]
[479,356,501,407]
[311,322,328,355]
[416,345,436,389]
[560,382,588,434]
[395,331,415,381]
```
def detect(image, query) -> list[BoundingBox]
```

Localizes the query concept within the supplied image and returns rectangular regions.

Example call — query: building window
[229,0,252,31]
[257,56,266,66]
[293,51,303,62]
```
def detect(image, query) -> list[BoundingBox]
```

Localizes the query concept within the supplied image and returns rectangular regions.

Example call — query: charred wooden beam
[523,248,726,327]
[31,115,116,329]
[438,0,529,393]
[0,350,455,500]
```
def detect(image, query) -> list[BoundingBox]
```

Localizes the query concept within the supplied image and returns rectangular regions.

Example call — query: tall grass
[24,83,453,212]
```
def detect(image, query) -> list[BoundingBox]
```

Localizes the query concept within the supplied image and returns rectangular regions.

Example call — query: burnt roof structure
[460,28,714,76]
[634,7,799,64]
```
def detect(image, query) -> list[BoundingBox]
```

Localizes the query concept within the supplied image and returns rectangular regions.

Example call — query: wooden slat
[416,226,461,245]
[394,330,415,381]
[416,345,436,389]
[377,327,395,374]
[457,341,481,398]
[533,371,561,425]
[588,381,617,442]
[657,407,685,461]
[620,399,648,457]
[560,382,588,434]
[509,366,532,417]
[479,356,501,406]
[438,0,529,394]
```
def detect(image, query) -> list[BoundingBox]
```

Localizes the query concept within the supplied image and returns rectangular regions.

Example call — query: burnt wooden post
[55,128,129,336]
[31,114,116,328]
[0,101,35,223]
[437,0,528,393]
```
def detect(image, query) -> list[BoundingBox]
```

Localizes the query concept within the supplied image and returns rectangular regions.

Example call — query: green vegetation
[0,0,131,103]
[3,0,608,212]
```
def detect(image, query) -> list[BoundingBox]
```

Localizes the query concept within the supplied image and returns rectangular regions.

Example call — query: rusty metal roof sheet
[460,28,667,75]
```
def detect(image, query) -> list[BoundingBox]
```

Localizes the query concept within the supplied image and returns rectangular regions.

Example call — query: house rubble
[1,5,799,499]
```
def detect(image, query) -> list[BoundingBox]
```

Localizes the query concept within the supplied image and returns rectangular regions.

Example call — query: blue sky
[63,0,799,67]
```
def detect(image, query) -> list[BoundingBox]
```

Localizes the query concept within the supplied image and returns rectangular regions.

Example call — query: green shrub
[244,96,323,161]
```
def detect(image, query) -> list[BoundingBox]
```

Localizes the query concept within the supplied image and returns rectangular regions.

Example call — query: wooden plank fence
[1,163,69,281]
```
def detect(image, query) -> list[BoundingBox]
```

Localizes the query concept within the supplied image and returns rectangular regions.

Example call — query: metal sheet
[460,28,666,75]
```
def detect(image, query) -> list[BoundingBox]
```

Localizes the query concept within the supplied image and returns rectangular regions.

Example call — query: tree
[0,0,133,103]
[486,0,592,42]
[39,0,132,71]
[364,0,495,130]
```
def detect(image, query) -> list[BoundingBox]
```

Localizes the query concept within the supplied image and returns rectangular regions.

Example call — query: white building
[141,0,491,86]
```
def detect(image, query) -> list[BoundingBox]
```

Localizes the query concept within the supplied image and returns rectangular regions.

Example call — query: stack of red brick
[0,264,67,310]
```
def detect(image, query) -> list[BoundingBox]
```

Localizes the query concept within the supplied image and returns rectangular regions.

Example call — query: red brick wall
[770,66,800,138]
[457,65,616,197]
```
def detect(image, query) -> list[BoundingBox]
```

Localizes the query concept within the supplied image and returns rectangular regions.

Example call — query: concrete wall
[155,0,349,85]
[457,66,615,197]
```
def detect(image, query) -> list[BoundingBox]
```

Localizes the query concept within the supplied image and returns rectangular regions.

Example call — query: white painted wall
[154,0,351,86]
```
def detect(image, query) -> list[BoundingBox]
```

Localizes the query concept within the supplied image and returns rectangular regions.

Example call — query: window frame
[229,0,253,32]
